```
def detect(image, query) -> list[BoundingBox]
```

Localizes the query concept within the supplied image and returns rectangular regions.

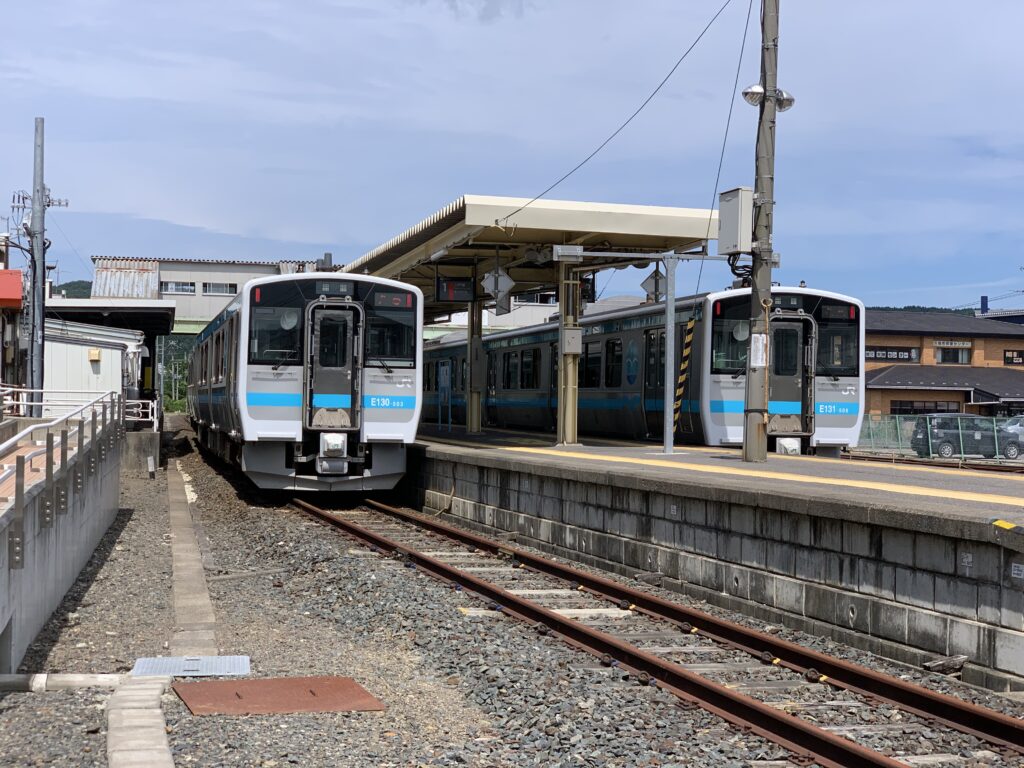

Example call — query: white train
[187,273,423,490]
[424,286,864,454]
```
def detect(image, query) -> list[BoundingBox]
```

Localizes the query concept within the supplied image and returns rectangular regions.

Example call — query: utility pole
[29,118,46,415]
[742,0,780,462]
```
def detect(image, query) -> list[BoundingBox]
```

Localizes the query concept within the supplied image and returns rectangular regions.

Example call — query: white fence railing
[0,387,125,569]
[125,399,159,432]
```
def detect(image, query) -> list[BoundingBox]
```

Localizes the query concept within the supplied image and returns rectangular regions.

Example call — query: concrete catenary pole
[662,255,677,455]
[29,118,46,414]
[742,1,779,463]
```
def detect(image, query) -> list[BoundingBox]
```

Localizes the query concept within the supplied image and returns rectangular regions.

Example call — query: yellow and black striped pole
[673,318,696,433]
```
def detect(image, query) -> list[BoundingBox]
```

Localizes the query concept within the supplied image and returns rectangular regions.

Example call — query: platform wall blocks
[410,447,1024,692]
[0,429,122,673]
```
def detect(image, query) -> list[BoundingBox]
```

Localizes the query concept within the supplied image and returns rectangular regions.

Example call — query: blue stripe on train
[312,393,352,408]
[246,392,301,407]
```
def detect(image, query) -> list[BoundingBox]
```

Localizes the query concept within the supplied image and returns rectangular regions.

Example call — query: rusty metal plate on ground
[173,676,385,715]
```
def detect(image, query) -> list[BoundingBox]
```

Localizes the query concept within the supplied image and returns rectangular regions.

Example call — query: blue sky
[1,0,1021,309]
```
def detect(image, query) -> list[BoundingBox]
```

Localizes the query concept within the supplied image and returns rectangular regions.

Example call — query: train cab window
[813,300,860,377]
[580,342,601,388]
[503,352,520,389]
[487,352,496,391]
[250,306,302,365]
[520,349,539,389]
[711,313,749,375]
[604,339,622,387]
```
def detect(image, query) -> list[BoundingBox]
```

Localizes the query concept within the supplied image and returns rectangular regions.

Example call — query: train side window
[213,332,223,382]
[458,357,466,391]
[521,348,539,389]
[503,352,520,389]
[604,339,622,387]
[581,342,601,388]
[487,352,496,391]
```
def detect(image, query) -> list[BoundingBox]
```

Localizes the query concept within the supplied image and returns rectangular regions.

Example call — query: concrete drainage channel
[293,498,1024,768]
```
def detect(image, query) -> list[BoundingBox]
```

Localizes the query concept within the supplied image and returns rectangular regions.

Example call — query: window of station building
[520,348,540,389]
[865,346,920,363]
[604,338,623,387]
[580,342,601,388]
[203,282,238,296]
[160,280,195,295]
[889,400,960,415]
[502,351,520,389]
[937,347,970,365]
[1005,350,1024,366]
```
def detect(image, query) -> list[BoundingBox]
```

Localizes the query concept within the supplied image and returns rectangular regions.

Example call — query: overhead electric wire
[496,0,735,229]
[696,0,755,297]
[47,211,95,280]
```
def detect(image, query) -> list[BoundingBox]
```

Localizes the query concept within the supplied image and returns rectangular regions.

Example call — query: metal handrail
[0,388,120,459]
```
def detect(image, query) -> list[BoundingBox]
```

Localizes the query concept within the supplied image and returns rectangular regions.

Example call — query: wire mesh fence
[857,414,1024,461]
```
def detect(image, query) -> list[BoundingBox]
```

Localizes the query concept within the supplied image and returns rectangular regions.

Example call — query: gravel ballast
[168,440,785,767]
[0,469,174,767]
[5,415,1024,766]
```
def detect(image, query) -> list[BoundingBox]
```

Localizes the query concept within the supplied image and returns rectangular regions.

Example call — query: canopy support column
[556,261,581,446]
[466,297,483,434]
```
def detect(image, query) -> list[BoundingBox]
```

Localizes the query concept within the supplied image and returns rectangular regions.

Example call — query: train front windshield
[248,279,418,367]
[710,293,860,378]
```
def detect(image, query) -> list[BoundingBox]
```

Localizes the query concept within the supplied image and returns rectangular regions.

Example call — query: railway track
[292,498,1024,768]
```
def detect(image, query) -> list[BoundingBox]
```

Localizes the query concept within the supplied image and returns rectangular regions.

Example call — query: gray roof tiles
[867,310,1024,337]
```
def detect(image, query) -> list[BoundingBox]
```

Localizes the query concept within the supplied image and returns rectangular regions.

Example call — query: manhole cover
[173,676,385,715]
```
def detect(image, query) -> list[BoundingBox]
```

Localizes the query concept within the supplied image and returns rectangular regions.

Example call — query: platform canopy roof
[46,297,176,337]
[343,195,718,320]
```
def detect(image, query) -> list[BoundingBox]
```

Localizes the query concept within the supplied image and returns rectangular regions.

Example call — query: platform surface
[417,425,1024,532]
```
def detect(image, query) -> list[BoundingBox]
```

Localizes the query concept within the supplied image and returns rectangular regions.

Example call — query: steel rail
[293,498,904,768]
[362,499,1024,757]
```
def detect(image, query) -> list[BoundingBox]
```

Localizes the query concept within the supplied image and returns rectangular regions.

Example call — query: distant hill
[866,305,974,315]
[53,280,92,298]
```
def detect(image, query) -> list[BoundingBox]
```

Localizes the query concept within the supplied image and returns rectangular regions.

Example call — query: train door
[547,343,558,429]
[306,305,361,430]
[642,330,664,438]
[484,350,496,425]
[768,318,815,436]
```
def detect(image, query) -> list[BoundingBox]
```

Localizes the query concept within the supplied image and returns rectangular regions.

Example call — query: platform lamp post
[740,0,795,463]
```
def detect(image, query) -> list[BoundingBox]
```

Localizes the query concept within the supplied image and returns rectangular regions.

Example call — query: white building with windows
[90,256,317,334]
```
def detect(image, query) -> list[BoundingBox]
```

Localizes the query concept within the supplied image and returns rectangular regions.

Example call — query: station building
[865,310,1024,416]
[90,256,316,334]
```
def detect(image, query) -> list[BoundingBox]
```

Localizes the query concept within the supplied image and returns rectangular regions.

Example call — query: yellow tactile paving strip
[501,446,1024,509]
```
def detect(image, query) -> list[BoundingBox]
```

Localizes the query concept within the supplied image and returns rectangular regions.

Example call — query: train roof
[426,285,862,351]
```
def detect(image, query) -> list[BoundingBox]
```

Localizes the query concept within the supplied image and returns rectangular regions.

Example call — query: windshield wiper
[367,355,394,374]
[272,350,297,371]
[728,367,746,379]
